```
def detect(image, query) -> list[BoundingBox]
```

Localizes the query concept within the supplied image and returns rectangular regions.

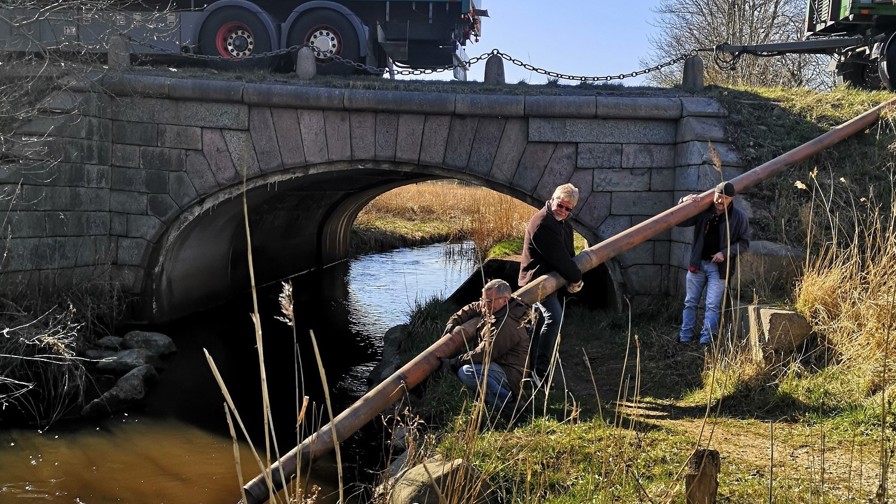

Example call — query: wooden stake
[685,449,720,504]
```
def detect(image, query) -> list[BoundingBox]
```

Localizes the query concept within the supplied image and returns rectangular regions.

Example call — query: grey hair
[552,183,579,205]
[483,278,512,298]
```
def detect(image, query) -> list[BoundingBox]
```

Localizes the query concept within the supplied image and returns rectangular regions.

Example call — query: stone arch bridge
[0,75,743,322]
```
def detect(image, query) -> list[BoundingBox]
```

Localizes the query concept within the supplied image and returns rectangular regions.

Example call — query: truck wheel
[835,61,867,89]
[199,7,273,69]
[287,10,360,75]
[880,32,896,91]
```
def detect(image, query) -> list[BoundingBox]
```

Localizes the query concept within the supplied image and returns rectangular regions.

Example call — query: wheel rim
[216,21,255,58]
[306,26,341,60]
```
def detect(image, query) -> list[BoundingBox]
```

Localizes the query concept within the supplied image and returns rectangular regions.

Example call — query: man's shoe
[699,336,712,346]
[529,370,546,390]
[679,337,694,344]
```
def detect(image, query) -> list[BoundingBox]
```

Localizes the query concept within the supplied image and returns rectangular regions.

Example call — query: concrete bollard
[483,54,505,85]
[107,35,131,69]
[295,47,317,80]
[682,55,705,92]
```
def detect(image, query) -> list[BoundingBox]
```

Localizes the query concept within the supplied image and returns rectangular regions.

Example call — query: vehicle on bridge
[714,0,896,91]
[0,0,486,78]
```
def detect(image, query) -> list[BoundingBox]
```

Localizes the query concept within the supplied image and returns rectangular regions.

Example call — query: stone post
[483,54,505,85]
[682,55,705,92]
[108,35,131,69]
[685,448,720,504]
[295,47,317,80]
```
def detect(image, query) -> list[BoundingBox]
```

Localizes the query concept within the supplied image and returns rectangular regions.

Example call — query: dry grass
[794,170,896,392]
[0,301,88,428]
[354,181,535,260]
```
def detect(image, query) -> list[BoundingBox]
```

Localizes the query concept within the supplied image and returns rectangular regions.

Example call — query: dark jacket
[518,202,582,287]
[678,203,751,280]
[444,297,531,397]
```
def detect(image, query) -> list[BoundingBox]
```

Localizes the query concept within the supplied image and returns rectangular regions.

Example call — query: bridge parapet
[0,74,742,321]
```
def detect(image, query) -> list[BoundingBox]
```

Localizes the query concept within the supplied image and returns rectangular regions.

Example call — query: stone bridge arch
[0,75,743,322]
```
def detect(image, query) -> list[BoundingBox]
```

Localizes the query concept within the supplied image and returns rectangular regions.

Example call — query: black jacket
[678,203,751,280]
[518,202,582,287]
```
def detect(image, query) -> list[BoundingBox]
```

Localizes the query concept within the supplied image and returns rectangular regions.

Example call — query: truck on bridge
[0,0,486,78]
[715,0,896,91]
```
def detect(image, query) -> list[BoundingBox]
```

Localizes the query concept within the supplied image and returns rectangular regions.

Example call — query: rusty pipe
[242,97,896,503]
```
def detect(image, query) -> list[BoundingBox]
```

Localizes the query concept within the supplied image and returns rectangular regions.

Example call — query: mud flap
[879,32,896,91]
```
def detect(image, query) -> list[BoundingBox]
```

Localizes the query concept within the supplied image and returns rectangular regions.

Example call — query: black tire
[287,9,360,76]
[880,32,896,91]
[836,60,867,89]
[198,7,274,70]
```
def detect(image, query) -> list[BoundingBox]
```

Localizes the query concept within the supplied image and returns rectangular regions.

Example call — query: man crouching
[440,279,531,409]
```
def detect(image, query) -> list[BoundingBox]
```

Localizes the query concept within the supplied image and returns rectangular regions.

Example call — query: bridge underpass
[0,74,741,322]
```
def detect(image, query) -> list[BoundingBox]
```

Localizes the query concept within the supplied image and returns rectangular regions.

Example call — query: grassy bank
[371,87,896,503]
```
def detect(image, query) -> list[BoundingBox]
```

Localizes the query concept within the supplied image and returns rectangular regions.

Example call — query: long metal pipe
[242,97,896,503]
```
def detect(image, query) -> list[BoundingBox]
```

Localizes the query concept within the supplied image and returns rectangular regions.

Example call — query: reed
[353,181,535,258]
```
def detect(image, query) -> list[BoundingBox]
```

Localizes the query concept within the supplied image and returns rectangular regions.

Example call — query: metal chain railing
[122,33,701,82]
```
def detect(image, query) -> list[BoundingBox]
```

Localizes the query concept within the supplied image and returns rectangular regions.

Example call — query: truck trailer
[0,0,486,77]
[716,0,896,90]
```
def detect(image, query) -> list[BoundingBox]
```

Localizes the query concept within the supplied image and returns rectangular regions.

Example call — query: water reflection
[0,242,475,503]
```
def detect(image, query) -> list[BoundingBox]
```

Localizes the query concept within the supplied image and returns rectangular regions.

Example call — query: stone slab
[512,143,555,195]
[249,107,283,172]
[535,143,576,202]
[375,113,399,161]
[621,144,674,168]
[350,111,376,161]
[324,110,352,162]
[594,97,682,119]
[244,84,345,110]
[271,108,306,167]
[223,130,261,178]
[158,124,202,150]
[578,143,621,169]
[443,116,479,170]
[456,95,524,117]
[593,168,650,191]
[419,116,451,167]
[489,118,527,185]
[185,150,219,195]
[530,118,677,144]
[395,114,425,164]
[343,90,455,114]
[525,96,595,118]
[298,110,328,164]
[676,117,728,143]
[467,117,504,177]
[611,191,672,216]
[202,129,240,186]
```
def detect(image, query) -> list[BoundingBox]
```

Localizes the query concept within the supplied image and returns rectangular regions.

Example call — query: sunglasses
[555,202,574,212]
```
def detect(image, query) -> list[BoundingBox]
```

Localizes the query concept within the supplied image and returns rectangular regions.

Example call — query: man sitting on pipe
[439,279,532,410]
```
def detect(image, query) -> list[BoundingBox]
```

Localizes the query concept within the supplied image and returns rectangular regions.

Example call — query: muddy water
[0,242,475,503]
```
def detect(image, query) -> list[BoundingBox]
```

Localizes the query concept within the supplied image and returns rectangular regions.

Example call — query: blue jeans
[680,261,724,344]
[456,362,512,407]
[531,292,562,373]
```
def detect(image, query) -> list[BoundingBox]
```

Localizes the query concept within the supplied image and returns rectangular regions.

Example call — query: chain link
[121,34,697,82]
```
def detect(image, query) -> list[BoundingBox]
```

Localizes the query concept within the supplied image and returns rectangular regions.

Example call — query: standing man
[518,183,584,382]
[677,181,751,345]
[440,279,531,408]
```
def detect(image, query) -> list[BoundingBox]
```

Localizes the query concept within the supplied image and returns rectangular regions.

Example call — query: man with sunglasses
[677,181,751,346]
[518,183,584,385]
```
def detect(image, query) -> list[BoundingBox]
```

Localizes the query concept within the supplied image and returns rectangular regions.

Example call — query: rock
[748,305,813,363]
[85,348,117,360]
[122,330,177,357]
[735,240,804,300]
[81,364,158,417]
[96,348,162,374]
[388,457,497,504]
[96,336,123,350]
[368,324,407,386]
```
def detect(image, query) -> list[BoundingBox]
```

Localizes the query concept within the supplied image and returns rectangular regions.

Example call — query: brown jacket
[445,297,531,397]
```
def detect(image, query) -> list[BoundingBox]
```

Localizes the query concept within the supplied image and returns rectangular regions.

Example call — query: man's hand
[567,280,584,294]
[711,252,725,263]
[679,194,698,204]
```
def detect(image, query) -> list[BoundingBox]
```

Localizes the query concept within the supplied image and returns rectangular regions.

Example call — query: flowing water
[0,242,475,503]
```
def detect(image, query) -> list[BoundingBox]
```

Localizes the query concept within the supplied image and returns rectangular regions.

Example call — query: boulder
[81,364,158,417]
[96,335,124,350]
[96,348,162,374]
[122,330,177,357]
[748,305,813,363]
[368,324,407,386]
[85,348,117,360]
[388,457,497,504]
